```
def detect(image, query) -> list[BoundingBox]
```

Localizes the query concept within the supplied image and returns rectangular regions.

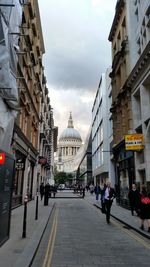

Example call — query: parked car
[58,184,65,190]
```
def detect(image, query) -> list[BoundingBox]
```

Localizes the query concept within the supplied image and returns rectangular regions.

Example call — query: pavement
[0,192,150,267]
[86,193,150,240]
[0,196,54,267]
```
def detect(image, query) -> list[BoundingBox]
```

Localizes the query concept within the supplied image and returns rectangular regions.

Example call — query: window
[21,110,28,136]
[133,89,142,122]
[135,7,139,22]
[137,37,141,55]
[117,31,121,50]
[146,5,150,27]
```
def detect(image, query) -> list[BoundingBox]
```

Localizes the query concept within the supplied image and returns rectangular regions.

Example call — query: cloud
[39,0,116,91]
[38,0,117,140]
[49,87,94,140]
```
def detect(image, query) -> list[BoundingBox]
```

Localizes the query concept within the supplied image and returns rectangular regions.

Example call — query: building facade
[10,0,57,207]
[127,0,150,192]
[106,67,116,187]
[92,73,110,186]
[109,0,150,206]
[56,113,82,173]
[75,130,92,186]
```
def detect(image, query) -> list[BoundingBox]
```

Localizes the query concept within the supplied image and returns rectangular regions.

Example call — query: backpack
[141,196,150,205]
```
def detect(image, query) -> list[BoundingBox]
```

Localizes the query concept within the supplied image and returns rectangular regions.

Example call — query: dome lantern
[59,113,82,141]
[68,112,74,128]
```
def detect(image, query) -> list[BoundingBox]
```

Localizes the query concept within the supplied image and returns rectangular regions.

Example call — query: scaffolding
[0,0,22,152]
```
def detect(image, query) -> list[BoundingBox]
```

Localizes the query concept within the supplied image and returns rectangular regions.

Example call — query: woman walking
[139,185,150,232]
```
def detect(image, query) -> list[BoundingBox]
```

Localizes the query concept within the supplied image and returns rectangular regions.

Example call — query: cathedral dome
[59,113,82,141]
[60,128,81,140]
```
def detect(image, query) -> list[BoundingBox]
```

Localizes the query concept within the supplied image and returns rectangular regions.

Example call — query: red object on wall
[38,156,47,165]
[0,153,5,165]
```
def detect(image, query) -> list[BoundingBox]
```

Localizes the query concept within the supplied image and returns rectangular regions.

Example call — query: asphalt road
[31,197,150,267]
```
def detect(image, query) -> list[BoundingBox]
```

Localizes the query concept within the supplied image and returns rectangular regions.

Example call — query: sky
[38,0,117,141]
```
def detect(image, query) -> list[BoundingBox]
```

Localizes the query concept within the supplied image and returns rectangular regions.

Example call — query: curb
[93,204,150,240]
[15,203,56,267]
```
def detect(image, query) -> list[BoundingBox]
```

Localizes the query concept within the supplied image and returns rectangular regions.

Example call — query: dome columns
[60,145,79,157]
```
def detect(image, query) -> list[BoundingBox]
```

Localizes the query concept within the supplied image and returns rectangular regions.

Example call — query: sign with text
[125,134,144,151]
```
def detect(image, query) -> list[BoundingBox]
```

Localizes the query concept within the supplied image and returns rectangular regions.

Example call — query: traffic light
[0,153,5,165]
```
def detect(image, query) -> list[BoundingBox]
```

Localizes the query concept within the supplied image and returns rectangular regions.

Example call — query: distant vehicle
[58,184,65,190]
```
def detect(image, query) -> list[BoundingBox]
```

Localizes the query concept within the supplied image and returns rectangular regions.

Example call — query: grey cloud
[39,0,114,92]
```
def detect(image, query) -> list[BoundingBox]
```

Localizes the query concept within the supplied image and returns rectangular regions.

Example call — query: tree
[54,171,68,185]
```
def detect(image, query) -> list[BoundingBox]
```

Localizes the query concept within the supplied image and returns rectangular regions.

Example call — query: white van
[58,184,65,190]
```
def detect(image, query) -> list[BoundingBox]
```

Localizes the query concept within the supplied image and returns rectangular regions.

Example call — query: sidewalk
[0,193,149,267]
[85,193,150,239]
[0,197,54,267]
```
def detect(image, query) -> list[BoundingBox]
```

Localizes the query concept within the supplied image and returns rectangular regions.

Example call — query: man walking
[40,182,44,201]
[94,183,101,202]
[128,183,140,216]
[104,181,116,223]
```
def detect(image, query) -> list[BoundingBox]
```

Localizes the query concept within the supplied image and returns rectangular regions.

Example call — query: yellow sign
[125,134,144,151]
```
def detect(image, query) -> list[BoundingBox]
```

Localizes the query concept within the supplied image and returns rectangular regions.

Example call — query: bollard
[22,195,28,238]
[35,195,39,220]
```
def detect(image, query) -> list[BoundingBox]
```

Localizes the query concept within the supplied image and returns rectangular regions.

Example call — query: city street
[31,196,150,267]
[1,1,150,266]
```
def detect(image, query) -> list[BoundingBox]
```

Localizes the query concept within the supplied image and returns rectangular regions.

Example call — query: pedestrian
[128,184,141,216]
[104,181,116,223]
[82,186,85,198]
[52,185,57,198]
[44,183,50,206]
[101,183,107,213]
[89,184,94,195]
[94,183,101,202]
[86,184,89,192]
[139,185,150,232]
[40,182,44,201]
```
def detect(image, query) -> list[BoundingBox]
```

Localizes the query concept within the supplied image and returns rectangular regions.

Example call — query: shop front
[113,140,135,208]
[0,150,15,246]
[12,150,26,208]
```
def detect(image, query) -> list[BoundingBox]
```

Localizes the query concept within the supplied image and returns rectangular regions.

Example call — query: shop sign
[125,134,144,150]
[16,162,24,170]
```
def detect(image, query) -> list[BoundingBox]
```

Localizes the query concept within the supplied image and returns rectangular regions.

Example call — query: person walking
[94,183,101,202]
[52,185,57,198]
[101,183,107,213]
[104,181,116,223]
[89,184,94,195]
[44,183,50,206]
[139,185,150,232]
[40,182,44,201]
[128,184,141,216]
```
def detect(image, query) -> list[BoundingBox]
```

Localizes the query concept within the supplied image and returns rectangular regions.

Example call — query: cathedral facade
[56,113,82,173]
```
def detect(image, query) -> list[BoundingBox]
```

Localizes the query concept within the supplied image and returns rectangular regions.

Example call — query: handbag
[141,196,150,205]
